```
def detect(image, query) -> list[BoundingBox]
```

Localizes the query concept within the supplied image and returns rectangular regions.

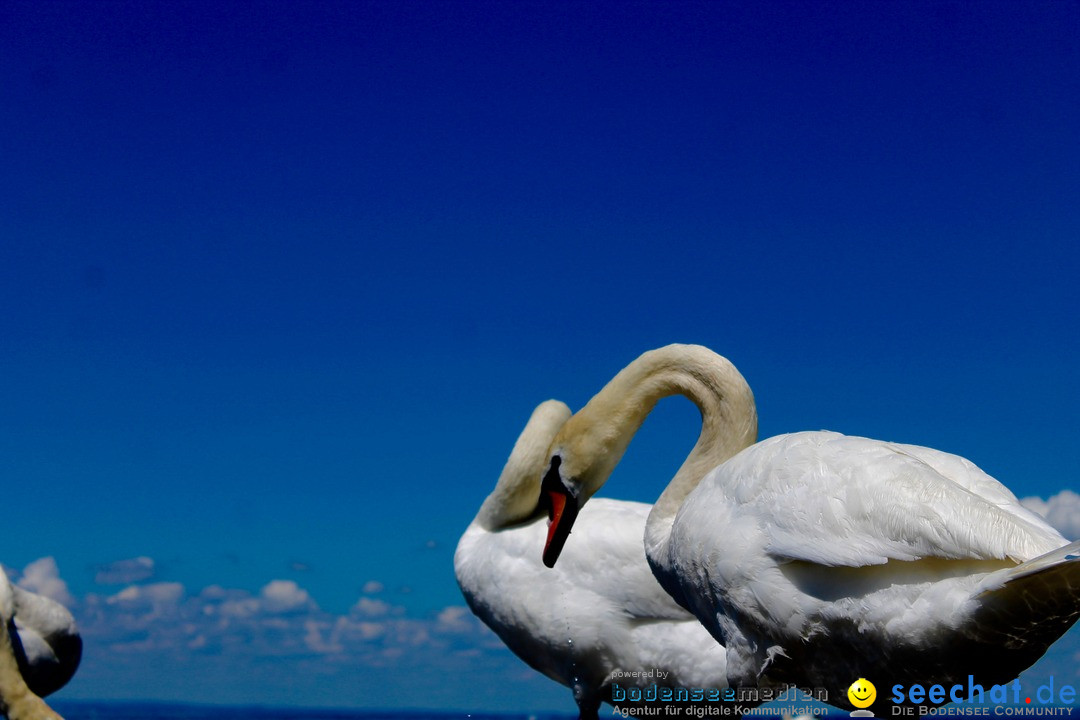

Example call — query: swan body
[542,344,1080,714]
[673,431,1080,703]
[1,568,78,720]
[455,400,733,719]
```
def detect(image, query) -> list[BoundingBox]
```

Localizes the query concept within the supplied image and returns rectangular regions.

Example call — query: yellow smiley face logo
[848,678,877,709]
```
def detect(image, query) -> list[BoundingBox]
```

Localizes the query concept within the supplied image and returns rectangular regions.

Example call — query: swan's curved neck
[562,345,757,559]
[475,476,537,530]
[475,400,572,531]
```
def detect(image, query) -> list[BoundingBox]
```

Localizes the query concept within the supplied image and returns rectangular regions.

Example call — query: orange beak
[540,459,578,568]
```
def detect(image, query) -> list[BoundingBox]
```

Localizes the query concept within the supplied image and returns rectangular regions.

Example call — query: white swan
[455,400,738,719]
[1,567,79,720]
[541,344,1080,714]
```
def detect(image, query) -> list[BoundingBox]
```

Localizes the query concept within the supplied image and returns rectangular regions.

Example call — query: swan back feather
[682,431,1066,570]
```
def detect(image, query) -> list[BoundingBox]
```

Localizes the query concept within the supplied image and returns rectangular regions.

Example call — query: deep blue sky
[2,0,1079,710]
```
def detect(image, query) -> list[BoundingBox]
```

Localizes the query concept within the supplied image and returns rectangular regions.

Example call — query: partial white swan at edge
[0,566,80,720]
[455,400,742,719]
[540,344,1080,714]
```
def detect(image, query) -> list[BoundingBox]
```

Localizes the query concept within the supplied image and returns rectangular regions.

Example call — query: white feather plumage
[455,400,731,719]
[542,345,1080,714]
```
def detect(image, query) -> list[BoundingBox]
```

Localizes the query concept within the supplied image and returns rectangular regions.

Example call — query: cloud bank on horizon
[10,488,1080,711]
[6,556,564,710]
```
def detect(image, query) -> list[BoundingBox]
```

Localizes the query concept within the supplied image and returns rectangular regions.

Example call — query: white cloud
[259,580,315,614]
[362,580,384,594]
[199,585,230,601]
[16,557,74,607]
[95,556,155,585]
[303,619,343,654]
[352,597,392,617]
[108,582,184,609]
[217,596,260,619]
[336,616,384,641]
[16,556,578,709]
[1021,490,1080,540]
[436,605,474,633]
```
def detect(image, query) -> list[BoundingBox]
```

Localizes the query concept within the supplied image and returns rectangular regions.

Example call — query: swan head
[540,407,629,568]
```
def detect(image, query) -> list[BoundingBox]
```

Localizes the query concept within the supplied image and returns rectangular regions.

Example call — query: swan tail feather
[971,539,1080,654]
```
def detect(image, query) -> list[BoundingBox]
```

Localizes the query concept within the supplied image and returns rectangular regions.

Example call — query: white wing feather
[693,431,1065,568]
